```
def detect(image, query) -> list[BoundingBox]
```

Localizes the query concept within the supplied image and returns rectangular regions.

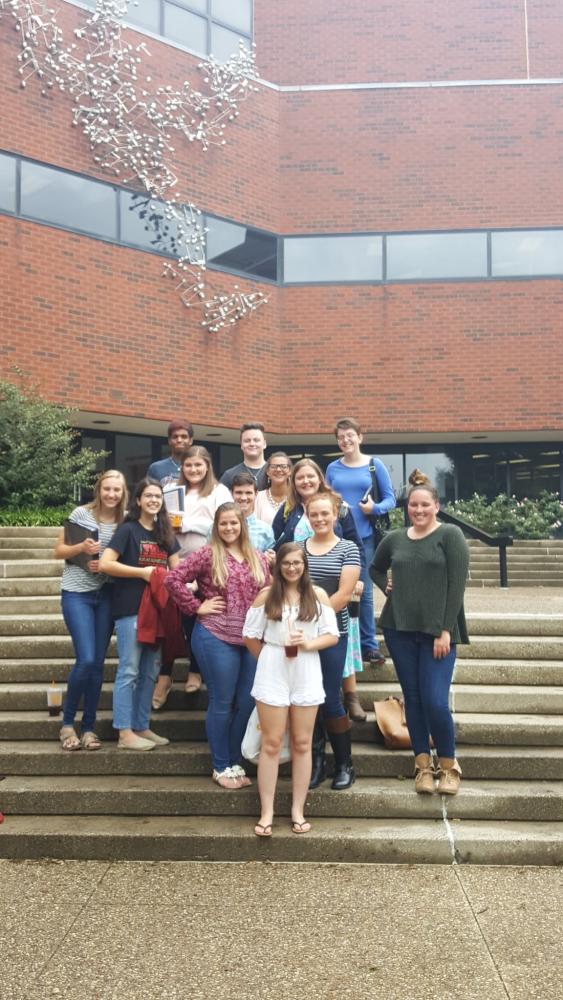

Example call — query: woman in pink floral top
[166,502,270,789]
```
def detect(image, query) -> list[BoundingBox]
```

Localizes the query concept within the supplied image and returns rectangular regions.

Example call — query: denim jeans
[383,628,457,758]
[359,535,381,654]
[319,634,348,721]
[61,585,113,732]
[192,620,257,772]
[113,616,160,731]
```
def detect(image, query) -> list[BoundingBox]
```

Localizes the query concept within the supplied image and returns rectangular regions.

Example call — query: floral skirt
[342,616,363,678]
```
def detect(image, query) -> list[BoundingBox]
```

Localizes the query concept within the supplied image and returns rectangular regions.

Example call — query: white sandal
[212,767,242,789]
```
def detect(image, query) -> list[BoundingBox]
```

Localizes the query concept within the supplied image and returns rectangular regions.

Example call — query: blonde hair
[178,446,217,498]
[87,470,128,523]
[209,502,266,589]
[407,468,439,503]
[304,490,342,515]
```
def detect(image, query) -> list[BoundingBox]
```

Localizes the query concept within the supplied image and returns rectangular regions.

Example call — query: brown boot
[437,758,462,795]
[344,691,367,723]
[414,753,436,795]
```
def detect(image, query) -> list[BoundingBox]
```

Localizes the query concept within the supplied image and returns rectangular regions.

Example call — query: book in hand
[162,484,185,513]
[63,520,99,571]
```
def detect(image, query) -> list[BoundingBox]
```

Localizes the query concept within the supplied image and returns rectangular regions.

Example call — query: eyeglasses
[281,560,304,568]
[269,464,290,471]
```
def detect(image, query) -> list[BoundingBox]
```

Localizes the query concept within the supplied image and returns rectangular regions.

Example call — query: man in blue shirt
[147,419,194,488]
[231,473,275,555]
[326,417,396,664]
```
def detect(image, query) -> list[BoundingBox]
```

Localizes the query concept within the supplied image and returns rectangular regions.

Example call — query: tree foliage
[0,373,104,508]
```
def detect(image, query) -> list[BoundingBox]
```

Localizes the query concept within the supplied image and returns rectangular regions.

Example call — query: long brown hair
[126,478,174,549]
[87,469,128,523]
[264,543,320,622]
[178,446,217,498]
[209,502,266,589]
[286,458,335,512]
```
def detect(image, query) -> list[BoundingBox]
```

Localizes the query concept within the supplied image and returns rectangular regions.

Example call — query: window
[387,232,487,280]
[492,231,563,277]
[20,161,117,239]
[405,452,455,502]
[210,22,248,61]
[211,0,251,33]
[127,0,161,33]
[0,153,16,213]
[163,3,207,50]
[283,235,383,283]
[206,216,278,280]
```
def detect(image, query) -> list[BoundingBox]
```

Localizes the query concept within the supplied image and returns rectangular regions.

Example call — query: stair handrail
[437,508,513,588]
[397,499,513,587]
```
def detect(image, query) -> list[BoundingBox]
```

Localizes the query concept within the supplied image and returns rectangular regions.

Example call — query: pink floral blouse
[165,545,270,646]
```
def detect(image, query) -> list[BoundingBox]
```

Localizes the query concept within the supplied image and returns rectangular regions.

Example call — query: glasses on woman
[269,464,290,472]
[281,560,304,568]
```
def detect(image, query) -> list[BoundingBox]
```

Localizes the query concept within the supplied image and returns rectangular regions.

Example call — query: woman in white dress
[243,543,339,837]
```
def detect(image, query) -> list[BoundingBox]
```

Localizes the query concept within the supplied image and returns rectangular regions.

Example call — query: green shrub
[444,491,563,540]
[0,505,75,526]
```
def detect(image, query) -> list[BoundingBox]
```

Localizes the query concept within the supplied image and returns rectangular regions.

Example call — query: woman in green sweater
[370,470,469,795]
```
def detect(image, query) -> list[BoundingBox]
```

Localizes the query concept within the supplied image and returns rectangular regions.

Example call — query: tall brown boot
[437,758,462,795]
[343,690,367,723]
[414,753,436,795]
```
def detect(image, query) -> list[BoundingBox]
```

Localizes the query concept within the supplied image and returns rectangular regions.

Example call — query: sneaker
[362,649,386,666]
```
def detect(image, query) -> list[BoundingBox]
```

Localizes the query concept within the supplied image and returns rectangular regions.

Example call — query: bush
[444,491,563,540]
[0,505,75,526]
[0,371,105,509]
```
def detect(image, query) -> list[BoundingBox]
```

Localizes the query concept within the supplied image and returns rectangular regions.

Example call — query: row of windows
[2,152,563,284]
[81,0,252,63]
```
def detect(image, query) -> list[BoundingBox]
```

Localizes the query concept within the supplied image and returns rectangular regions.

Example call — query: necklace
[266,488,283,508]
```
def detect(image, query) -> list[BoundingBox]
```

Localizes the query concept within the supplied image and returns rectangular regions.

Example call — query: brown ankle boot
[437,758,462,795]
[414,753,436,795]
[343,691,367,723]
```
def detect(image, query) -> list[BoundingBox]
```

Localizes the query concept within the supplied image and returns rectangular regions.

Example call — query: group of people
[55,416,469,835]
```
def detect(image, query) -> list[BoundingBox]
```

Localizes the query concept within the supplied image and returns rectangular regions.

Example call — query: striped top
[60,506,118,593]
[303,538,361,635]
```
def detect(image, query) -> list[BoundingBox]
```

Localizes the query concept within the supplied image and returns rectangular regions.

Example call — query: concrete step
[2,741,562,780]
[2,774,563,822]
[470,569,563,579]
[455,635,563,660]
[0,527,60,537]
[1,710,562,745]
[0,635,118,660]
[0,813,562,865]
[0,577,62,597]
[0,550,58,562]
[464,614,563,637]
[467,540,563,548]
[0,615,68,637]
[0,561,63,578]
[467,578,563,588]
[3,681,563,716]
[0,595,61,615]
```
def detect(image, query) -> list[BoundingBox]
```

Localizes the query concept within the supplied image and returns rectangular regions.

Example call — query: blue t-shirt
[325,457,395,540]
[147,457,181,488]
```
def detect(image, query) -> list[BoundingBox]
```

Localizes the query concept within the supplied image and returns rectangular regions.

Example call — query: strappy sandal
[231,765,252,787]
[81,731,102,751]
[212,768,242,789]
[60,727,81,752]
[291,820,311,835]
[254,823,273,838]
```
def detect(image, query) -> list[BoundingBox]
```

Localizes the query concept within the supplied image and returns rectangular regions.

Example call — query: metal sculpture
[0,0,268,331]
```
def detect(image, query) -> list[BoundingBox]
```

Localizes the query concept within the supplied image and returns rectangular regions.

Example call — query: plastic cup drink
[47,685,63,717]
[170,512,182,529]
[348,595,360,618]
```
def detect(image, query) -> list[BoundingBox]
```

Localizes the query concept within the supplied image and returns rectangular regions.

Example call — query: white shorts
[251,645,325,708]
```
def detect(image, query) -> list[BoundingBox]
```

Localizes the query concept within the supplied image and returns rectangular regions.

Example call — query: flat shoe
[254,823,273,838]
[136,730,170,746]
[117,736,155,751]
[152,683,172,711]
[291,820,311,835]
[185,673,202,694]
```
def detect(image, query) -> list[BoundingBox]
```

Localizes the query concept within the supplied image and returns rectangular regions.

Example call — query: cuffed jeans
[383,628,456,758]
[319,634,348,721]
[192,620,256,772]
[61,585,113,732]
[113,616,160,731]
[359,535,381,654]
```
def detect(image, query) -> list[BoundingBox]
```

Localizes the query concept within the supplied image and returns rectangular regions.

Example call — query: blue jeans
[383,628,456,758]
[113,616,160,731]
[360,535,380,654]
[61,585,113,732]
[319,634,348,721]
[192,620,257,772]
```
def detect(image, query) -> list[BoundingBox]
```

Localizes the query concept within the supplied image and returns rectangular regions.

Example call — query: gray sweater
[369,524,470,644]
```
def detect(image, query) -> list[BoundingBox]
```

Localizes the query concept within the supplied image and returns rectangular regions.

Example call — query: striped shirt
[60,507,118,593]
[303,538,361,635]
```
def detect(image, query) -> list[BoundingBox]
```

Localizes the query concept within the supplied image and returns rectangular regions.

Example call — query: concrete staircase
[1,527,563,864]
[468,538,563,587]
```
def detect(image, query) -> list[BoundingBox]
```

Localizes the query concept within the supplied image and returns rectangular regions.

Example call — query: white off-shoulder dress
[243,602,339,707]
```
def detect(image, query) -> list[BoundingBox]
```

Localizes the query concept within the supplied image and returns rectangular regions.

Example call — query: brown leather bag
[373,697,411,749]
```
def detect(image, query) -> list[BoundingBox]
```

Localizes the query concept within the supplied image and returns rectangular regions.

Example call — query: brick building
[1,0,562,498]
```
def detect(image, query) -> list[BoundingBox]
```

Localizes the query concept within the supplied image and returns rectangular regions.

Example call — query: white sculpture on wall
[1,0,269,331]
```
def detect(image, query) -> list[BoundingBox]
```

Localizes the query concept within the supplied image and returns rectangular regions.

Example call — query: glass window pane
[206,216,277,279]
[127,0,161,33]
[492,231,563,276]
[20,162,117,239]
[176,0,207,11]
[211,0,251,33]
[283,235,382,283]
[387,233,487,280]
[114,435,154,489]
[210,22,249,61]
[163,4,207,52]
[405,452,455,502]
[0,153,16,213]
[121,191,204,261]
